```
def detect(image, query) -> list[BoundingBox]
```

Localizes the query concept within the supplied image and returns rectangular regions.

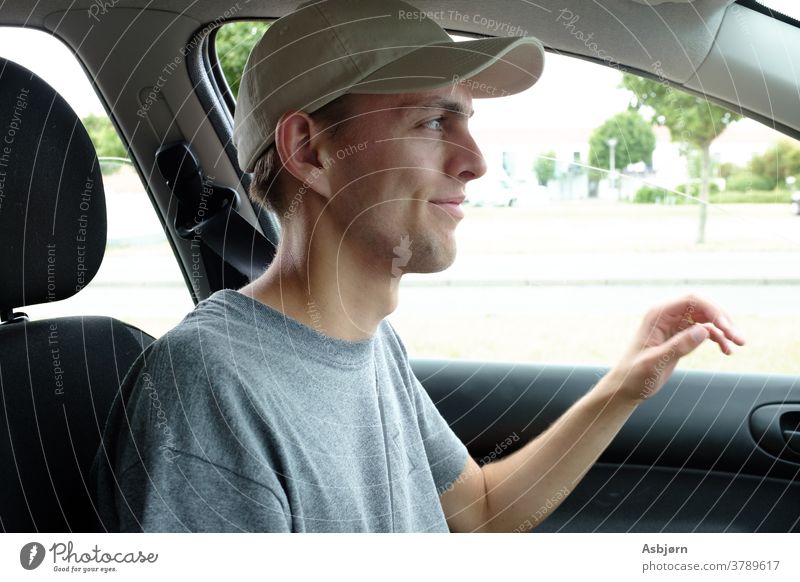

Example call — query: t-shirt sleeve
[92,333,293,533]
[113,449,292,533]
[409,373,469,496]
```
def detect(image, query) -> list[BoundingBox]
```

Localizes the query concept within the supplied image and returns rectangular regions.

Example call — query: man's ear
[274,110,335,199]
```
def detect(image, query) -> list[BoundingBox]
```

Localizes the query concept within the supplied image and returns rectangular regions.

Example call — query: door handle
[783,430,800,455]
[750,404,800,461]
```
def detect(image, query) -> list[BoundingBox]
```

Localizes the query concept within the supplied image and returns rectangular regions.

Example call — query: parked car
[464,174,523,207]
[1,0,799,539]
[792,190,800,215]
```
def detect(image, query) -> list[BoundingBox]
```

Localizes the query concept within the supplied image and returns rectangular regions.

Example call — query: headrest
[0,57,106,314]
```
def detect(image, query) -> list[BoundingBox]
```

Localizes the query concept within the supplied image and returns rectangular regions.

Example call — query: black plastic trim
[533,463,800,532]
[194,19,283,259]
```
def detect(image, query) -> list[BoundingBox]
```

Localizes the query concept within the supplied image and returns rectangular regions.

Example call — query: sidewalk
[401,251,800,286]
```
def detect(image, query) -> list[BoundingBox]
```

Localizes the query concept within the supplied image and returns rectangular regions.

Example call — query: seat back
[0,56,155,532]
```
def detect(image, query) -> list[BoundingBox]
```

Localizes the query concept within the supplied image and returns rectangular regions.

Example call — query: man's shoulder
[121,297,251,401]
[116,311,260,451]
[146,289,259,362]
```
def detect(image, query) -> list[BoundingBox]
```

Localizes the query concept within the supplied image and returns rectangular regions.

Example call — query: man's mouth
[429,196,466,219]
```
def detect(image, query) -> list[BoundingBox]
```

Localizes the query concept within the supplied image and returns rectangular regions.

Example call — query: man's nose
[457,130,488,183]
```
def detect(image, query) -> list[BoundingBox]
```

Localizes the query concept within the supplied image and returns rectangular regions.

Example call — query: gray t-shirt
[91,288,468,532]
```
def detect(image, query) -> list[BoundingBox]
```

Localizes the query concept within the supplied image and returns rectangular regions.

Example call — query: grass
[709,189,793,204]
[632,188,792,205]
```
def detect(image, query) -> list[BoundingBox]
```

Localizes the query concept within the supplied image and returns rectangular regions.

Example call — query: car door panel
[411,358,800,532]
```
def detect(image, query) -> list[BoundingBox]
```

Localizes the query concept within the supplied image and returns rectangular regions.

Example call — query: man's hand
[607,294,746,403]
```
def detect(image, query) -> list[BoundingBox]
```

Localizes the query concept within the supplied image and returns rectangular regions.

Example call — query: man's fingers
[662,324,709,361]
[700,322,734,355]
[713,311,746,346]
[659,294,746,347]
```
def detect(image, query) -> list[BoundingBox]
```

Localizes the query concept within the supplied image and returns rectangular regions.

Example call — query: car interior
[0,0,798,533]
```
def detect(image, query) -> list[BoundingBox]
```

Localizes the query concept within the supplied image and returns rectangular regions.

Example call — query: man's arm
[440,373,635,533]
[478,373,637,532]
[440,294,745,533]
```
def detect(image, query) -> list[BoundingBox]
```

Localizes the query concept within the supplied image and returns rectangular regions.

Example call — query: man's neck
[238,228,399,342]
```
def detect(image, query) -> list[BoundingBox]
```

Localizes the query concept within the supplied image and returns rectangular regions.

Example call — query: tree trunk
[696,144,711,244]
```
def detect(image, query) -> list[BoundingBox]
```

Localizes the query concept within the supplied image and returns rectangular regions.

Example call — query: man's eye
[423,117,445,131]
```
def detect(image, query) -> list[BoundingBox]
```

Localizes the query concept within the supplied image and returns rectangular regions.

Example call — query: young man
[93,0,744,532]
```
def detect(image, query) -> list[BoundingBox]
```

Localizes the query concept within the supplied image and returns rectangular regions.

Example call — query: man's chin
[385,228,458,276]
[405,249,457,274]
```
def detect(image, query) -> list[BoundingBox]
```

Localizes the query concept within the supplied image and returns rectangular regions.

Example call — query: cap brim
[349,36,545,98]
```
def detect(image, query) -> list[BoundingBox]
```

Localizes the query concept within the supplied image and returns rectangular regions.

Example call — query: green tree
[533,150,556,186]
[747,140,800,190]
[215,21,269,98]
[81,114,127,173]
[588,110,656,182]
[718,161,741,180]
[622,74,742,243]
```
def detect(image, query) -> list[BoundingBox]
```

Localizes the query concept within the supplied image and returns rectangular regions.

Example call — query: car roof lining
[5,0,735,84]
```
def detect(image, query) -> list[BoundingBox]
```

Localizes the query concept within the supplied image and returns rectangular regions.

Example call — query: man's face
[318,84,487,275]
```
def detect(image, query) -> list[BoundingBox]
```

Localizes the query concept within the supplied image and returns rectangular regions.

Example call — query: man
[92,0,745,532]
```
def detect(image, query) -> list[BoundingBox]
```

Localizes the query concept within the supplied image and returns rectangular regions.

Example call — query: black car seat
[0,57,156,532]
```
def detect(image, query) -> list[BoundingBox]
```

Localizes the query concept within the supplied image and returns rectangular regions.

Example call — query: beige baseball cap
[233,0,545,173]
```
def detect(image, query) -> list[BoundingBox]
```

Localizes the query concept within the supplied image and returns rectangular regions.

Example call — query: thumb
[661,324,709,362]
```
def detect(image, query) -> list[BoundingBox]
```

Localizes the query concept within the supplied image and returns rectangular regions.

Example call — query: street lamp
[606,138,618,191]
